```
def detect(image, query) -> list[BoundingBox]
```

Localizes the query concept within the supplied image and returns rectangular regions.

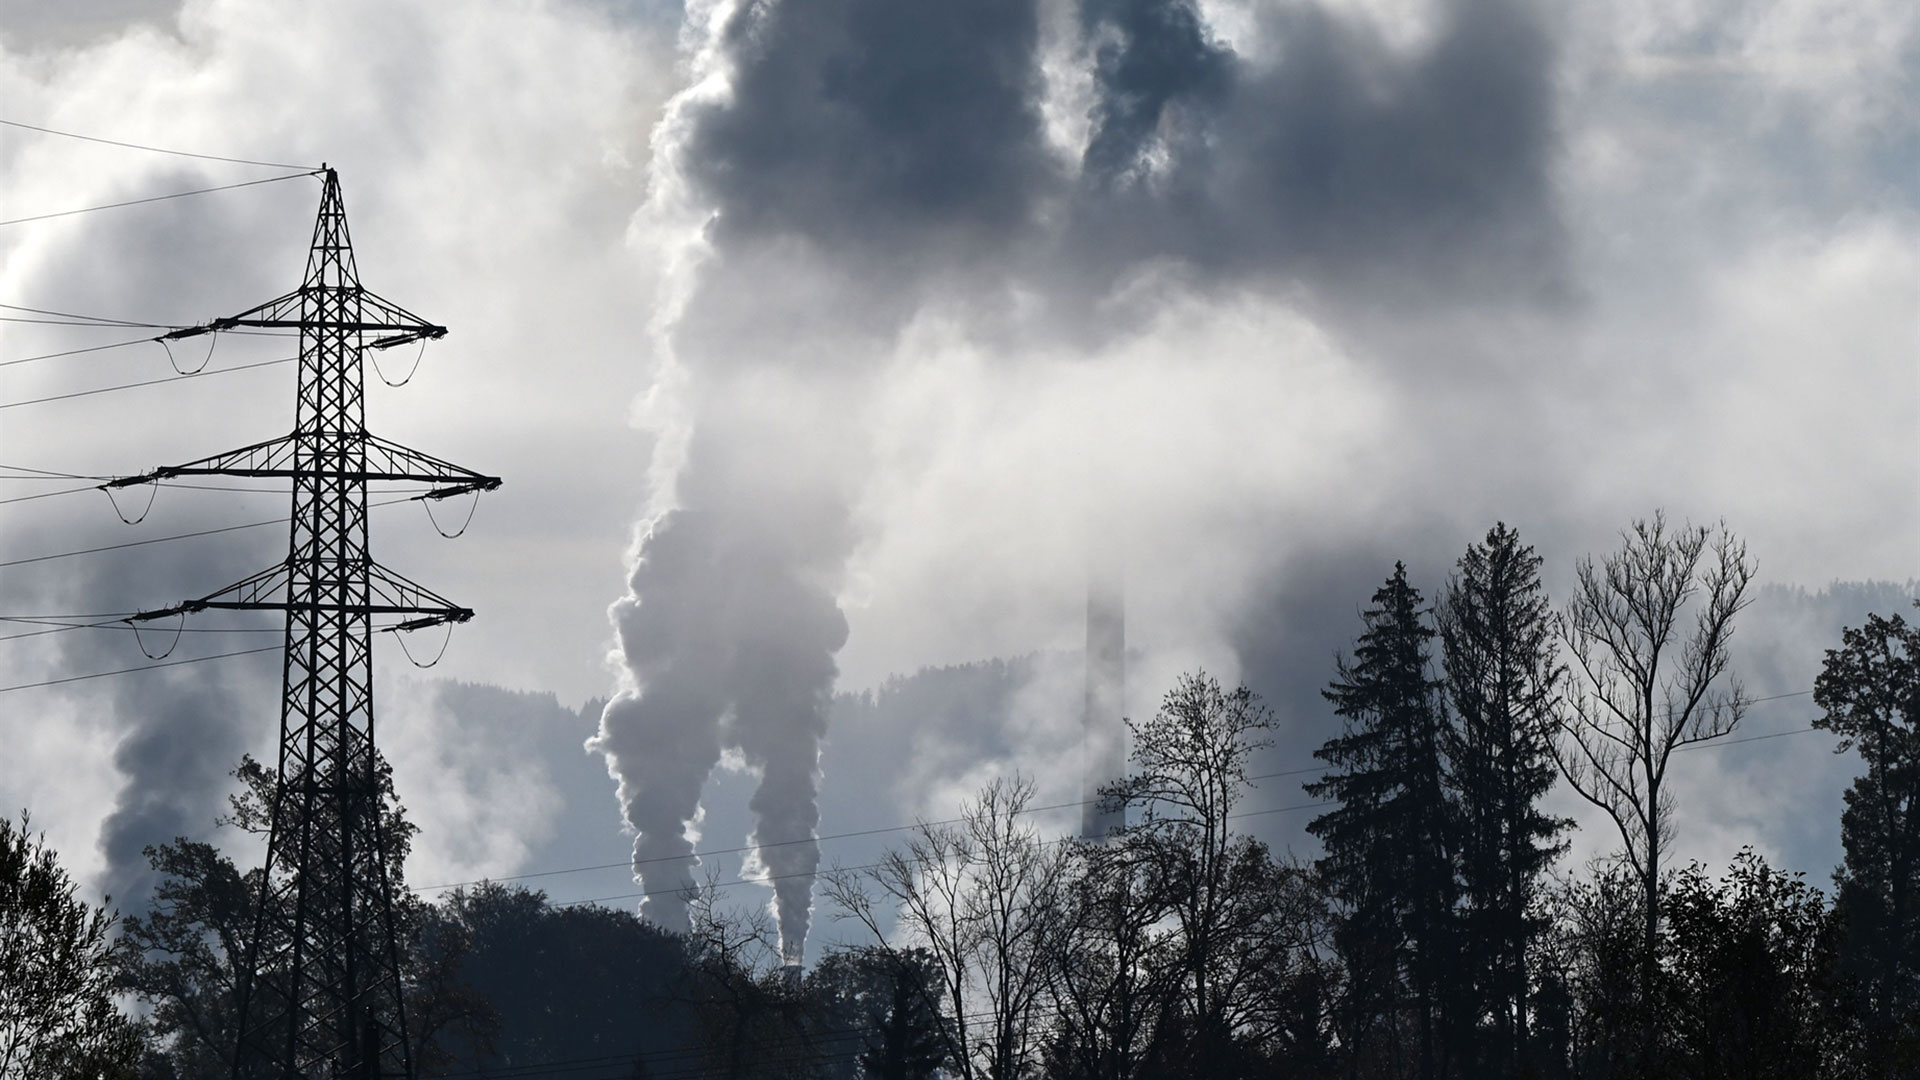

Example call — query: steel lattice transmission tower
[108,167,498,1078]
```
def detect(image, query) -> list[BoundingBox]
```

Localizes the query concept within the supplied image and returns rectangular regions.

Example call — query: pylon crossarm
[101,433,299,488]
[126,562,290,622]
[101,432,501,488]
[364,434,501,494]
[365,561,470,623]
[199,600,472,620]
[349,288,445,349]
[128,559,471,624]
[159,287,445,349]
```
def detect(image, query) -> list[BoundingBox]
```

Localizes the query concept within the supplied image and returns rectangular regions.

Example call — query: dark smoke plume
[599,0,1565,961]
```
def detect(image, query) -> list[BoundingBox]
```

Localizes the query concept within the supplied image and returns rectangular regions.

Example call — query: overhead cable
[0,171,316,228]
[0,117,316,171]
[0,354,294,410]
[0,492,424,571]
[0,644,281,695]
[0,302,173,327]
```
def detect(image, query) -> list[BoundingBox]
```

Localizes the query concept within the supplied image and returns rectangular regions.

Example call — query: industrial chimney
[1081,548,1126,839]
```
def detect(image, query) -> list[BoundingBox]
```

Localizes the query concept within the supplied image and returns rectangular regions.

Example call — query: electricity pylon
[107,166,498,1079]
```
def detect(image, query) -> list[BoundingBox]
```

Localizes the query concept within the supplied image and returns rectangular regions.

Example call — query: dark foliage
[1815,606,1920,1075]
[1307,564,1459,1078]
[809,947,949,1080]
[1662,851,1851,1079]
[0,813,142,1080]
[422,883,692,1076]
[1436,524,1570,1074]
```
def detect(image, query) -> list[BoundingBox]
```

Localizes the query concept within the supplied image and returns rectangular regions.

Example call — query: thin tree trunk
[1643,774,1660,1080]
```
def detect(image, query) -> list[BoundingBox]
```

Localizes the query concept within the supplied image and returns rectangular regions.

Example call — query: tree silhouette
[122,755,490,1078]
[1814,605,1920,1074]
[1307,564,1457,1079]
[1662,850,1846,1079]
[1437,524,1569,1074]
[425,883,688,1077]
[826,776,1069,1080]
[1097,673,1327,1079]
[1553,513,1753,1075]
[810,947,949,1080]
[0,813,141,1080]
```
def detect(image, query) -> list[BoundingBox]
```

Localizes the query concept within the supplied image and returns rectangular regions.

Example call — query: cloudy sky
[1,0,1915,956]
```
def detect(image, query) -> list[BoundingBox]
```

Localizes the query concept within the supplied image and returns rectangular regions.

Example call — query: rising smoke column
[596,0,1560,960]
[593,354,857,952]
[594,0,1049,960]
[593,466,849,953]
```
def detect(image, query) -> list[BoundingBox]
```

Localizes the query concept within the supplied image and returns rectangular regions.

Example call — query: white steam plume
[591,0,856,954]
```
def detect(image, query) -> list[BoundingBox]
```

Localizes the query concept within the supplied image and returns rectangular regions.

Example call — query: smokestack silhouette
[1082,548,1126,838]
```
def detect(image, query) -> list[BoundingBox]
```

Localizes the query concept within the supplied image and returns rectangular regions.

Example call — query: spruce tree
[1436,524,1569,1074]
[1307,564,1456,1080]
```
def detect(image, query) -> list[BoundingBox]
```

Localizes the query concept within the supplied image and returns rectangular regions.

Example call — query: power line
[0,302,173,327]
[0,354,294,410]
[0,171,316,228]
[0,302,298,338]
[0,616,127,643]
[0,329,292,371]
[0,613,447,684]
[1674,721,1820,751]
[0,621,279,645]
[1,338,168,371]
[0,316,173,328]
[0,611,138,623]
[0,478,311,507]
[0,644,281,695]
[0,492,425,571]
[0,463,97,479]
[0,482,101,506]
[0,118,316,172]
[0,475,402,507]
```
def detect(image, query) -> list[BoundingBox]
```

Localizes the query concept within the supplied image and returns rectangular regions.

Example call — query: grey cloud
[1069,0,1564,304]
[687,0,1055,258]
[96,654,268,908]
[674,0,1564,319]
[1077,0,1232,192]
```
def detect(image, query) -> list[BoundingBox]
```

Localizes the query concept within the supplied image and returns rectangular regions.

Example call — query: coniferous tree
[1307,564,1456,1079]
[1814,606,1920,1074]
[1436,524,1570,1074]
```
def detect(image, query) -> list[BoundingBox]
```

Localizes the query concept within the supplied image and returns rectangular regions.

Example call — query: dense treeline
[4,517,1916,1079]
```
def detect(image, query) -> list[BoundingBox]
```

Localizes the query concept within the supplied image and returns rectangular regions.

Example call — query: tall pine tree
[1437,524,1569,1076]
[1307,564,1457,1080]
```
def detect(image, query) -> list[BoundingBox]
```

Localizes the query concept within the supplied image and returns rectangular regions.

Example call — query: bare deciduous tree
[826,777,1069,1080]
[1554,512,1754,1070]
